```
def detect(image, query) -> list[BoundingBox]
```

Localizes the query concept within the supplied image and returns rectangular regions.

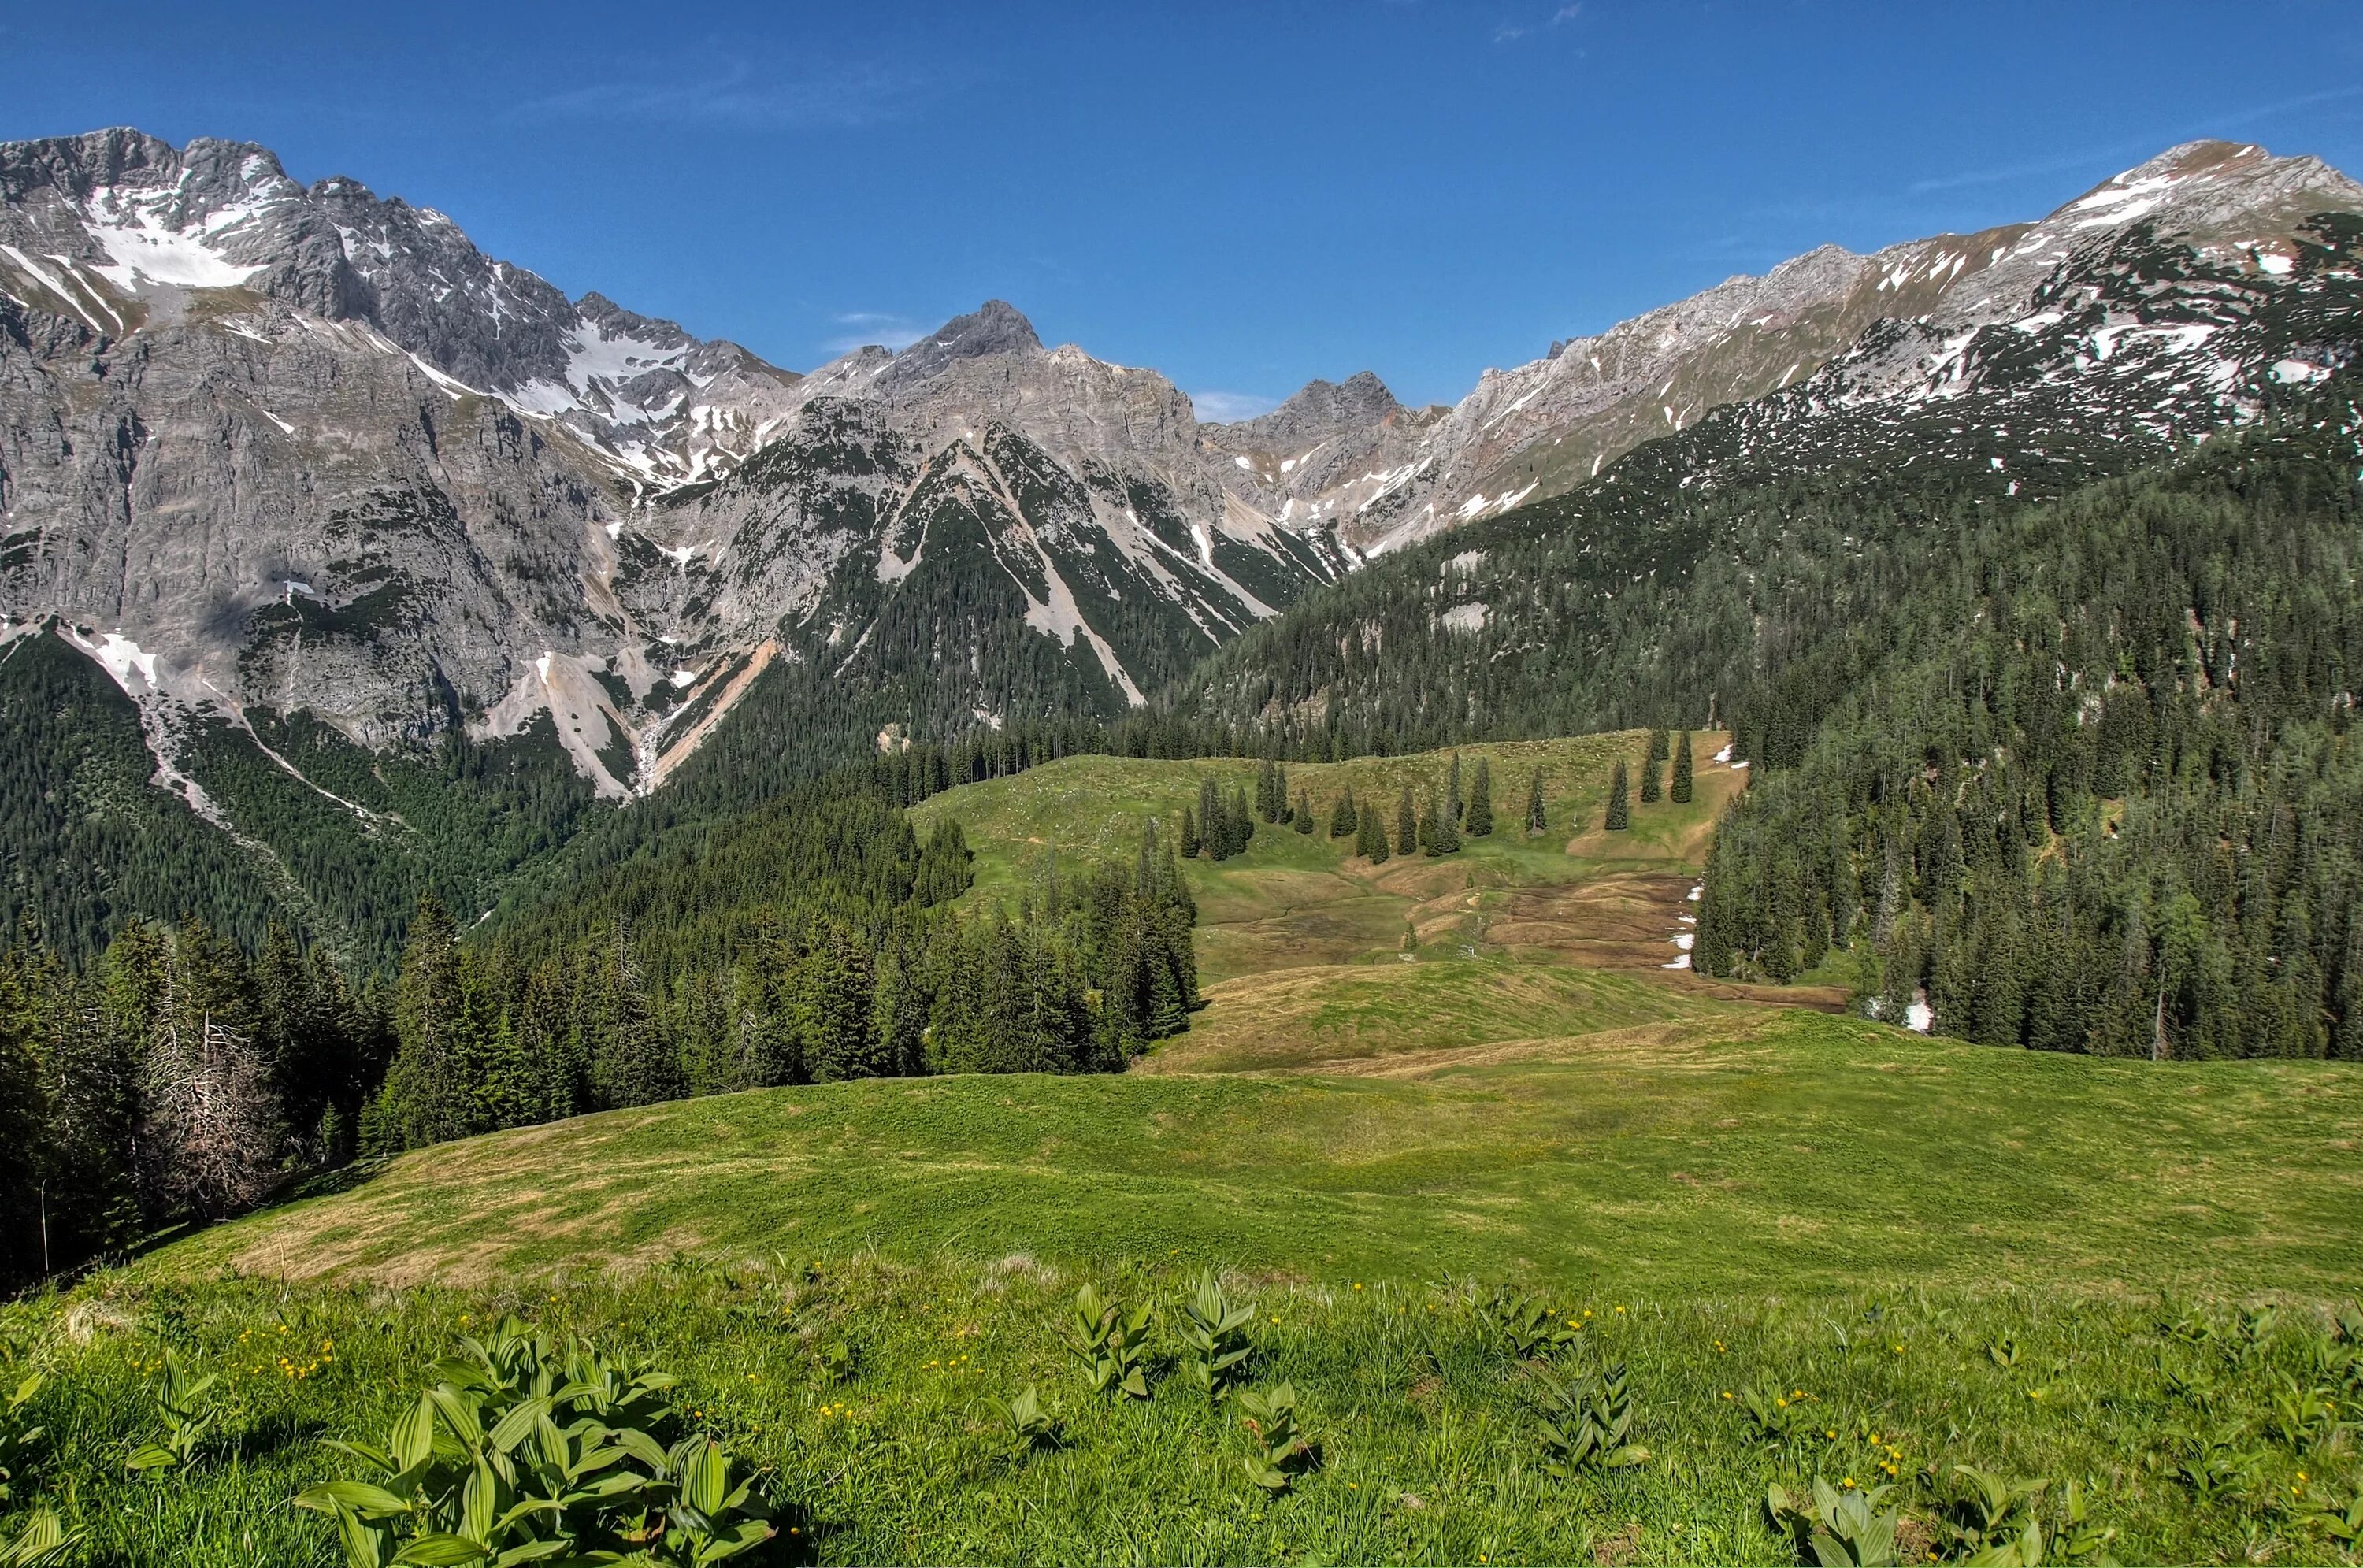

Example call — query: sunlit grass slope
[165,1006,2363,1299]
[911,735,1745,983]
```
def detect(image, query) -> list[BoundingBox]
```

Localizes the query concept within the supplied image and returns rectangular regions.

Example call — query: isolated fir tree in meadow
[1230,784,1255,855]
[1640,754,1663,803]
[1604,761,1630,831]
[1647,728,1669,765]
[1179,805,1201,859]
[1671,731,1693,803]
[1356,804,1390,864]
[1293,789,1315,832]
[1330,788,1358,838]
[1256,758,1280,823]
[1199,776,1236,860]
[1526,768,1547,834]
[1447,753,1464,825]
[1276,762,1293,823]
[1426,791,1461,856]
[1397,785,1419,858]
[1465,758,1494,836]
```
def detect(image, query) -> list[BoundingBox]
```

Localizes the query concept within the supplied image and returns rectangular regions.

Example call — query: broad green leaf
[391,1533,493,1566]
[295,1480,414,1516]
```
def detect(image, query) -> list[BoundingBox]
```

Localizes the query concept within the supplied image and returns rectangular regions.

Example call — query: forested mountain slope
[1697,384,2363,1061]
[1161,211,2363,754]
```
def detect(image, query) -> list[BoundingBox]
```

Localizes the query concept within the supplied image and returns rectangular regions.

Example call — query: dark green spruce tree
[1604,761,1630,832]
[1526,768,1548,834]
[1426,791,1461,856]
[1671,731,1694,803]
[1465,758,1494,836]
[1396,785,1419,858]
[1329,788,1358,839]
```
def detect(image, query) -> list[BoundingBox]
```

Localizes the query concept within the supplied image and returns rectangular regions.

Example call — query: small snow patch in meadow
[1712,744,1733,764]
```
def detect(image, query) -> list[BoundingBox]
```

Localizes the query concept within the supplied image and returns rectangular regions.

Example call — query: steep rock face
[0,286,623,751]
[1223,140,2363,554]
[2,127,2358,825]
[0,133,1352,807]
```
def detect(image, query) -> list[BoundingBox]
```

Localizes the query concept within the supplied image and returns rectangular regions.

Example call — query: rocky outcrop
[2,128,2356,805]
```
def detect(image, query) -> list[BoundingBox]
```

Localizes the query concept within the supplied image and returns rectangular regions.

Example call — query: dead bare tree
[141,1006,280,1222]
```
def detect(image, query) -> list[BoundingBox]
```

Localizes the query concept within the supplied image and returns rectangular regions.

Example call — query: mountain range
[3,126,2361,956]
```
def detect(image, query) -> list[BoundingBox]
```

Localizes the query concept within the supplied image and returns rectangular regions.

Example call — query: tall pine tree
[1604,761,1631,831]
[1671,731,1694,803]
[1465,758,1494,836]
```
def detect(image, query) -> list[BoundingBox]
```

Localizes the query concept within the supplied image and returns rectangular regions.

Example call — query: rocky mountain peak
[1227,370,1406,447]
[867,299,1044,400]
[2034,139,2363,243]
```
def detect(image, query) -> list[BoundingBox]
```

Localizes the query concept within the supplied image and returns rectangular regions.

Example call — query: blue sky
[6,1,2361,415]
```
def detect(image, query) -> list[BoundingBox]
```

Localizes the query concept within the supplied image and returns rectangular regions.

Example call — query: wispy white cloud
[1493,23,1528,43]
[1551,2,1583,23]
[1188,391,1279,424]
[824,311,928,353]
[1907,148,2134,195]
[514,57,922,131]
[1909,83,2363,195]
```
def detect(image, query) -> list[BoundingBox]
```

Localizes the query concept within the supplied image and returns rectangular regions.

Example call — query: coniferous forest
[3,365,2359,1288]
[1696,395,2363,1060]
[0,784,1197,1288]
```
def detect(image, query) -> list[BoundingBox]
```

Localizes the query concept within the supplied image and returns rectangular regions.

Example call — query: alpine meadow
[5,17,2363,1564]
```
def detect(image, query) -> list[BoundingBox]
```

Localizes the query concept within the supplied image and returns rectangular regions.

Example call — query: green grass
[18,733,2363,1564]
[1144,959,1718,1073]
[158,1008,2363,1298]
[7,1257,2360,1566]
[912,737,1742,984]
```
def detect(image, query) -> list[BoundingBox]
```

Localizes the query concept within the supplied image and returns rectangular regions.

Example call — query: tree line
[1696,391,2363,1060]
[0,794,1200,1291]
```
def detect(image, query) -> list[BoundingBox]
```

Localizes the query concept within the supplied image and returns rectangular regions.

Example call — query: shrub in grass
[1174,1271,1254,1403]
[1533,1359,1648,1476]
[1481,1289,1577,1359]
[1236,1382,1319,1493]
[292,1314,774,1566]
[124,1350,220,1479]
[1767,1476,1901,1566]
[0,1373,46,1504]
[1064,1285,1152,1399]
[0,1508,80,1568]
[981,1385,1060,1459]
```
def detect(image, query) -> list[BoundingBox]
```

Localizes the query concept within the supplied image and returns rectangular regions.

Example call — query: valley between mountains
[3,119,2363,1568]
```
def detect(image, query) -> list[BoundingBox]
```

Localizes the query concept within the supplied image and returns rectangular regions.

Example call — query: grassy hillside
[47,997,2363,1565]
[19,735,2363,1566]
[163,1004,2361,1298]
[911,735,1748,984]
[15,1253,2358,1568]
